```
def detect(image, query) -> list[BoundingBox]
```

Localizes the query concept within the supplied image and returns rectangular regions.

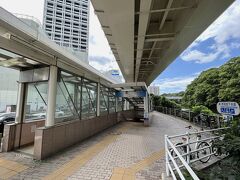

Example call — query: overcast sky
[1,0,240,93]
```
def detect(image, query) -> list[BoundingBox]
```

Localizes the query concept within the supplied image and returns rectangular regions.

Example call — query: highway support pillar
[45,65,58,127]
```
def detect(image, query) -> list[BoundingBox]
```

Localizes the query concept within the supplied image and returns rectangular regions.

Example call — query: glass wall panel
[55,71,80,123]
[81,78,97,119]
[117,97,123,112]
[25,82,48,121]
[100,85,109,115]
[109,89,116,113]
[129,103,135,110]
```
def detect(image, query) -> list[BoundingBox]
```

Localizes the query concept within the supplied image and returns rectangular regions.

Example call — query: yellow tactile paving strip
[110,149,165,180]
[0,158,28,179]
[43,123,132,180]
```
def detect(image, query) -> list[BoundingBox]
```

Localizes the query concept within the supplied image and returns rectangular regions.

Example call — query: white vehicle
[33,110,65,119]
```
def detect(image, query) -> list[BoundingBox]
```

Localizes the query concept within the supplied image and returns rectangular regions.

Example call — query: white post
[97,82,100,116]
[15,82,25,124]
[165,135,170,176]
[123,99,126,110]
[115,97,118,112]
[126,101,129,110]
[186,132,190,164]
[46,65,58,127]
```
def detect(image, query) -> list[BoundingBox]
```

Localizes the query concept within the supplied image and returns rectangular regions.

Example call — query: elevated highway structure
[91,0,234,84]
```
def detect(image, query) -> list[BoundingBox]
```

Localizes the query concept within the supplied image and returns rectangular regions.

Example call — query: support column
[46,65,58,127]
[126,101,129,110]
[115,97,118,112]
[15,83,26,124]
[123,99,127,110]
[97,82,100,116]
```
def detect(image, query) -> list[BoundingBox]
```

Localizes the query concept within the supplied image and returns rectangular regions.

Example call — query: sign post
[217,102,239,125]
[217,102,240,116]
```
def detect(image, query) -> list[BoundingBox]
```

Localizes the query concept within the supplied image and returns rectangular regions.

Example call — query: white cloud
[181,43,231,63]
[88,4,121,73]
[196,0,240,44]
[180,0,240,64]
[181,50,218,64]
[152,74,198,94]
[230,42,240,49]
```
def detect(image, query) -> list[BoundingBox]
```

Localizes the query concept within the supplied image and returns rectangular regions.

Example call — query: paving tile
[0,112,195,180]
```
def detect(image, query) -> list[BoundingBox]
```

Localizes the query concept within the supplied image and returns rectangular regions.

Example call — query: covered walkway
[0,112,194,179]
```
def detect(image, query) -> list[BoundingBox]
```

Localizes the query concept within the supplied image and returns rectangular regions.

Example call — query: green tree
[182,57,240,112]
[152,95,181,109]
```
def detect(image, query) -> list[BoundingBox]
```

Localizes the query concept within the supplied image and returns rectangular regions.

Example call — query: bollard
[186,132,190,164]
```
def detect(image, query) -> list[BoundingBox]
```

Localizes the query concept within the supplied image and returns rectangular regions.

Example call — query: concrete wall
[34,110,135,160]
[2,120,45,152]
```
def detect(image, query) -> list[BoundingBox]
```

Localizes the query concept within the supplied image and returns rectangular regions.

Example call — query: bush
[152,95,181,109]
[191,105,214,115]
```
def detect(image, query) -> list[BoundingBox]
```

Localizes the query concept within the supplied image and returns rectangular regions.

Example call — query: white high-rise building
[43,0,89,62]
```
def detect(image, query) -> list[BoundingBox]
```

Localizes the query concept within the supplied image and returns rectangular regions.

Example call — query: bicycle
[210,134,228,156]
[170,125,212,164]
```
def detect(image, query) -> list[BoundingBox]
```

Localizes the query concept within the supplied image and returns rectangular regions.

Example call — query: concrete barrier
[2,120,45,152]
[34,110,135,160]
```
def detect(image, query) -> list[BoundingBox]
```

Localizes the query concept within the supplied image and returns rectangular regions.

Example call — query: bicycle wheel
[170,143,187,165]
[212,144,221,156]
[197,141,211,163]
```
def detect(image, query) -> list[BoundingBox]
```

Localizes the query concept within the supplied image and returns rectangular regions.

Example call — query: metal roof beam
[135,47,169,51]
[136,6,193,14]
[135,32,176,38]
[135,0,152,82]
[159,0,174,30]
[145,37,174,42]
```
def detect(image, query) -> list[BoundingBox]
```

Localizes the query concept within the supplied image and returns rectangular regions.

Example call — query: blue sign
[217,102,239,116]
[220,107,235,115]
[111,70,119,76]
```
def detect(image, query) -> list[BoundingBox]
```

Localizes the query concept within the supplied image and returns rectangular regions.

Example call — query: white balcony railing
[165,127,228,180]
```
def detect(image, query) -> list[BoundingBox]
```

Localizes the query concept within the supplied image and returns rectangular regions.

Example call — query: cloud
[181,43,231,63]
[181,50,219,64]
[196,0,240,44]
[152,74,198,94]
[180,0,240,64]
[88,3,124,82]
[89,56,111,66]
[88,3,113,59]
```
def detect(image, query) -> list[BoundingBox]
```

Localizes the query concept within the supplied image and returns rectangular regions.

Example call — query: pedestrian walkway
[0,112,194,180]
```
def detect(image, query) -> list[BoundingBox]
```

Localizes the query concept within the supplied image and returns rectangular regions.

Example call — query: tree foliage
[152,95,181,108]
[191,105,214,115]
[183,57,240,111]
[161,91,185,97]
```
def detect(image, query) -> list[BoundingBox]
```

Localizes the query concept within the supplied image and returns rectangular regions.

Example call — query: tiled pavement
[0,112,194,180]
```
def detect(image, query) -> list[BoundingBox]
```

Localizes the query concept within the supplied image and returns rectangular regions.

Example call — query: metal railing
[154,106,223,129]
[165,127,228,180]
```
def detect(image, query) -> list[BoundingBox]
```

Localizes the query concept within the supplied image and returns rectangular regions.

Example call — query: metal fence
[154,106,223,129]
[165,127,228,180]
